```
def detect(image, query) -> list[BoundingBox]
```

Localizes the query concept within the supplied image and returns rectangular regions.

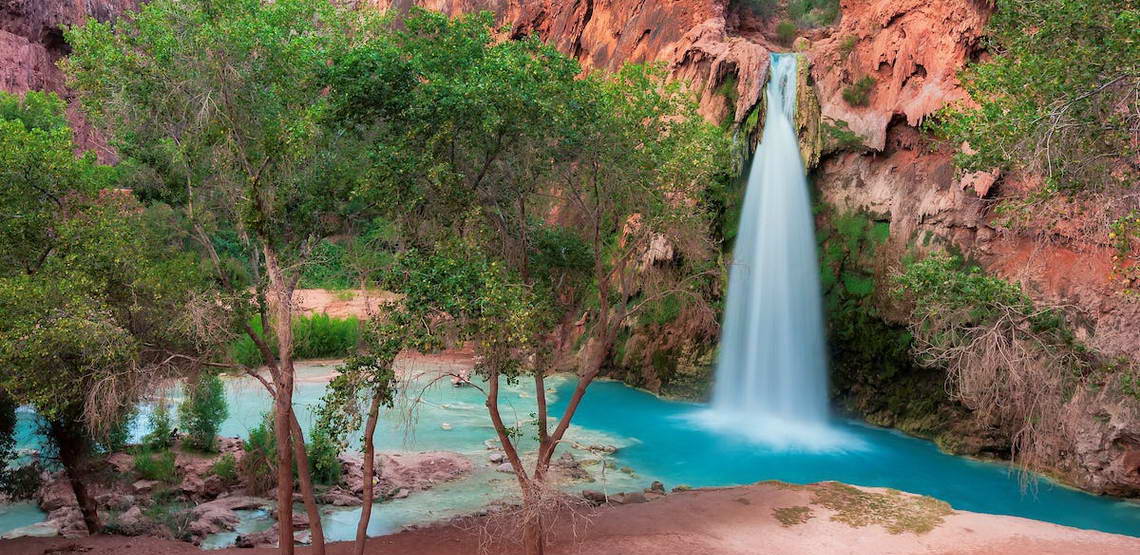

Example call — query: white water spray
[698,54,854,450]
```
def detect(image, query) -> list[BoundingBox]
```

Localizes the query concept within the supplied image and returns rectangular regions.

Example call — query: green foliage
[732,0,778,17]
[133,449,179,483]
[0,90,208,460]
[640,294,683,327]
[822,119,865,152]
[306,428,342,485]
[715,75,740,128]
[294,314,360,360]
[238,415,276,496]
[1109,210,1140,296]
[838,35,858,59]
[842,76,876,107]
[789,0,841,27]
[209,453,239,486]
[895,253,1046,330]
[928,0,1138,192]
[178,374,228,452]
[144,399,175,450]
[776,21,798,45]
[300,240,351,290]
[230,314,360,367]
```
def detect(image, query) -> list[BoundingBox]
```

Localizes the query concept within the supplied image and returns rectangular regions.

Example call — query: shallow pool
[6,366,1140,541]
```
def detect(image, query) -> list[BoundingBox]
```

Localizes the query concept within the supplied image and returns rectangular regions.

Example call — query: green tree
[931,0,1138,192]
[65,2,405,549]
[327,12,729,553]
[0,91,212,534]
[179,374,229,452]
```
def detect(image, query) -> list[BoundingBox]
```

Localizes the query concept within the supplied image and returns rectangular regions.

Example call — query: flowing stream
[704,53,843,450]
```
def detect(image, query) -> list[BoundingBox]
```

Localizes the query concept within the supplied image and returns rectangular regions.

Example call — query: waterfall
[698,54,854,450]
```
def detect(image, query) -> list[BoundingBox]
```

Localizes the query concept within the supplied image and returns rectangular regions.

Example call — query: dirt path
[6,483,1137,555]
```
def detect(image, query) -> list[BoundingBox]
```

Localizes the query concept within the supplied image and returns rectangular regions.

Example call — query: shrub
[842,76,875,106]
[209,452,239,486]
[790,0,840,27]
[238,415,276,496]
[230,313,360,367]
[293,313,360,360]
[822,119,865,152]
[179,374,228,452]
[144,398,175,450]
[733,0,778,17]
[776,21,797,45]
[838,35,858,59]
[134,449,179,483]
[307,428,341,485]
[894,251,1086,471]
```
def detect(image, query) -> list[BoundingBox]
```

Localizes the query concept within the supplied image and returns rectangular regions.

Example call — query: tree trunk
[354,393,384,555]
[264,245,296,555]
[47,420,101,535]
[523,509,545,555]
[289,415,325,555]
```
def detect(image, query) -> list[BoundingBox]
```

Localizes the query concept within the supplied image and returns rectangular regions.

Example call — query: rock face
[806,0,989,150]
[0,0,135,160]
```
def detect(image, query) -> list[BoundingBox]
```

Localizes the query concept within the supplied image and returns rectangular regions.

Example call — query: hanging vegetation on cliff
[930,0,1138,193]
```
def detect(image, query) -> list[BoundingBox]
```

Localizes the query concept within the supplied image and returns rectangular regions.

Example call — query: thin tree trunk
[289,415,325,555]
[354,393,384,555]
[264,246,296,555]
[47,420,101,535]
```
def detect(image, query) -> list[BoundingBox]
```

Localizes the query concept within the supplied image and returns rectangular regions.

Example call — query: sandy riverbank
[6,482,1138,554]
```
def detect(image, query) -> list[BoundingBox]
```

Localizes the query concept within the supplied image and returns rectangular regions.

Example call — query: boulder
[554,452,589,480]
[202,475,226,499]
[95,492,135,511]
[581,490,608,505]
[495,463,515,474]
[316,487,362,507]
[488,453,505,464]
[646,481,666,495]
[612,492,647,505]
[373,451,474,494]
[36,475,77,512]
[132,479,161,494]
[188,505,240,538]
[236,525,311,548]
[46,506,89,537]
[118,505,144,527]
[107,453,134,473]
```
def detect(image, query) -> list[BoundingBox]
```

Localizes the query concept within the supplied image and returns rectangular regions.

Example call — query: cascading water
[699,53,853,450]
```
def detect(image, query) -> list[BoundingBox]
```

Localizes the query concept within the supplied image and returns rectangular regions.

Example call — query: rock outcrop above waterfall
[806,0,989,151]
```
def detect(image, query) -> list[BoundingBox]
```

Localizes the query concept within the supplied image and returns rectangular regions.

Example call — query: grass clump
[133,449,179,484]
[838,35,858,59]
[776,21,797,45]
[774,505,814,526]
[238,415,276,495]
[230,313,360,367]
[790,0,840,27]
[209,452,239,486]
[810,482,952,534]
[842,76,875,107]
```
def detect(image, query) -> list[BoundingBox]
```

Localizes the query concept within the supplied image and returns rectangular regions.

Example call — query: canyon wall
[0,0,137,160]
[4,0,1137,496]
